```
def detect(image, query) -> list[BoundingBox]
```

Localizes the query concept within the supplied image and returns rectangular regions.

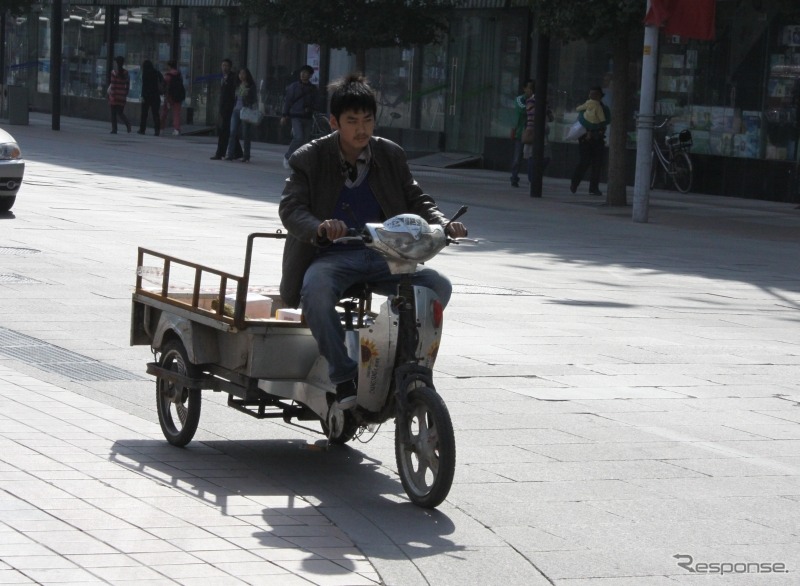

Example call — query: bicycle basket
[666,129,692,150]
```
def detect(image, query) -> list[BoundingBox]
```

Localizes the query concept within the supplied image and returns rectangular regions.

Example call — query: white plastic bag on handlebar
[365,214,447,273]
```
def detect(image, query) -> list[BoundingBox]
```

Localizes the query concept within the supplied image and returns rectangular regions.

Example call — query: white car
[0,127,24,212]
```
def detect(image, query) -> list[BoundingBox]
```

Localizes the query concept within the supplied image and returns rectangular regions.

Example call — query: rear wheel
[671,150,693,193]
[395,387,455,508]
[156,339,201,447]
[321,408,359,445]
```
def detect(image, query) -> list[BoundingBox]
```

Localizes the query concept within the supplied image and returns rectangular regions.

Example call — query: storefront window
[491,17,527,138]
[764,21,800,162]
[184,8,242,126]
[548,37,615,147]
[420,44,446,132]
[650,4,800,164]
[365,46,414,130]
[4,13,32,90]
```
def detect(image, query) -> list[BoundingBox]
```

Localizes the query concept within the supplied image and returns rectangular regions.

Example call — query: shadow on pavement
[109,437,463,575]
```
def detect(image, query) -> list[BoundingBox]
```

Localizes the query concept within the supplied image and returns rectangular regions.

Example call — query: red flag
[644,0,716,41]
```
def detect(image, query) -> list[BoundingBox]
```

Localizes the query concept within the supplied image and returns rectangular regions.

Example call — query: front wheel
[395,387,455,508]
[670,150,693,193]
[156,339,202,447]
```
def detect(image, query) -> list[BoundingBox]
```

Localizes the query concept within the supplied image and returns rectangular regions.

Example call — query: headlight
[0,142,21,160]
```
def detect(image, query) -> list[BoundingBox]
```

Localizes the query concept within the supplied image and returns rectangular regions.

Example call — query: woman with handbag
[225,68,257,162]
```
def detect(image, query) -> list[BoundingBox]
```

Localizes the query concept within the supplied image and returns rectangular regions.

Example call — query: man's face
[300,69,311,83]
[221,61,231,75]
[331,109,374,155]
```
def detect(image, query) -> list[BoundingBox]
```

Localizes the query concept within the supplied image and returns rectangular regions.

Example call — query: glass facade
[19,3,242,125]
[3,2,799,199]
[646,2,800,164]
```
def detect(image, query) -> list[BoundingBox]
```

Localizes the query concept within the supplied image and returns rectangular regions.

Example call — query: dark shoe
[335,379,358,409]
[589,189,603,196]
[241,158,250,163]
[136,130,145,135]
[110,130,117,134]
[511,180,519,187]
[210,155,222,160]
[570,181,578,194]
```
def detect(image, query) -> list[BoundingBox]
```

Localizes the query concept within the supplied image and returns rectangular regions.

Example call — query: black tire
[320,410,359,445]
[671,150,693,193]
[395,386,455,508]
[0,196,16,213]
[156,339,201,447]
[650,150,659,189]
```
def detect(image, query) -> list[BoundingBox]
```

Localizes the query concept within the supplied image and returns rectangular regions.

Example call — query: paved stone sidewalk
[0,365,379,585]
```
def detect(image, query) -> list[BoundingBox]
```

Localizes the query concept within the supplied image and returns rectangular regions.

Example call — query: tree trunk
[355,49,366,74]
[606,37,631,206]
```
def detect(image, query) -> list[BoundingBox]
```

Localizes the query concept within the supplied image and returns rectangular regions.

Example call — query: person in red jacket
[107,56,131,134]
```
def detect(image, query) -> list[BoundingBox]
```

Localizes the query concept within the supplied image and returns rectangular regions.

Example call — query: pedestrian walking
[211,58,242,160]
[137,60,162,136]
[509,79,533,188]
[523,85,554,186]
[570,86,611,196]
[225,68,257,163]
[107,56,131,134]
[160,60,184,136]
[281,65,317,168]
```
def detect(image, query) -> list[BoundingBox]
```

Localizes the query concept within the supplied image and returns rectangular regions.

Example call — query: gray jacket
[278,133,446,308]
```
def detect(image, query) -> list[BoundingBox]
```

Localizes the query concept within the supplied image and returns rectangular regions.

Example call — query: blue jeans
[227,109,251,159]
[285,117,312,159]
[510,139,523,184]
[301,248,452,384]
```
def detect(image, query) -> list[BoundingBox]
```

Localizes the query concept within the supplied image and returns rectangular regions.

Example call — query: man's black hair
[300,64,314,75]
[328,73,377,119]
[222,58,232,66]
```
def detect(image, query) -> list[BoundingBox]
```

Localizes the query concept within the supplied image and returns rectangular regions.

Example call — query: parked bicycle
[650,116,694,193]
[310,112,332,139]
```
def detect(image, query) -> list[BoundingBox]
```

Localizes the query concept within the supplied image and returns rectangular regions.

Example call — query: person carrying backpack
[160,60,184,136]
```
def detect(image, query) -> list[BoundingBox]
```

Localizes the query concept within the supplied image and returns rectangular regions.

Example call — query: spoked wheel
[156,339,201,447]
[395,387,455,508]
[650,151,659,189]
[321,408,359,445]
[670,151,693,193]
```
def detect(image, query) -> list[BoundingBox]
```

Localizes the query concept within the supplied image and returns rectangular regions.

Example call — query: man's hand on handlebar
[446,222,468,239]
[317,219,350,242]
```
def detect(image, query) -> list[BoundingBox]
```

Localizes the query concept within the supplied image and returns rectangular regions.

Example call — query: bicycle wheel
[671,151,693,193]
[650,149,660,189]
